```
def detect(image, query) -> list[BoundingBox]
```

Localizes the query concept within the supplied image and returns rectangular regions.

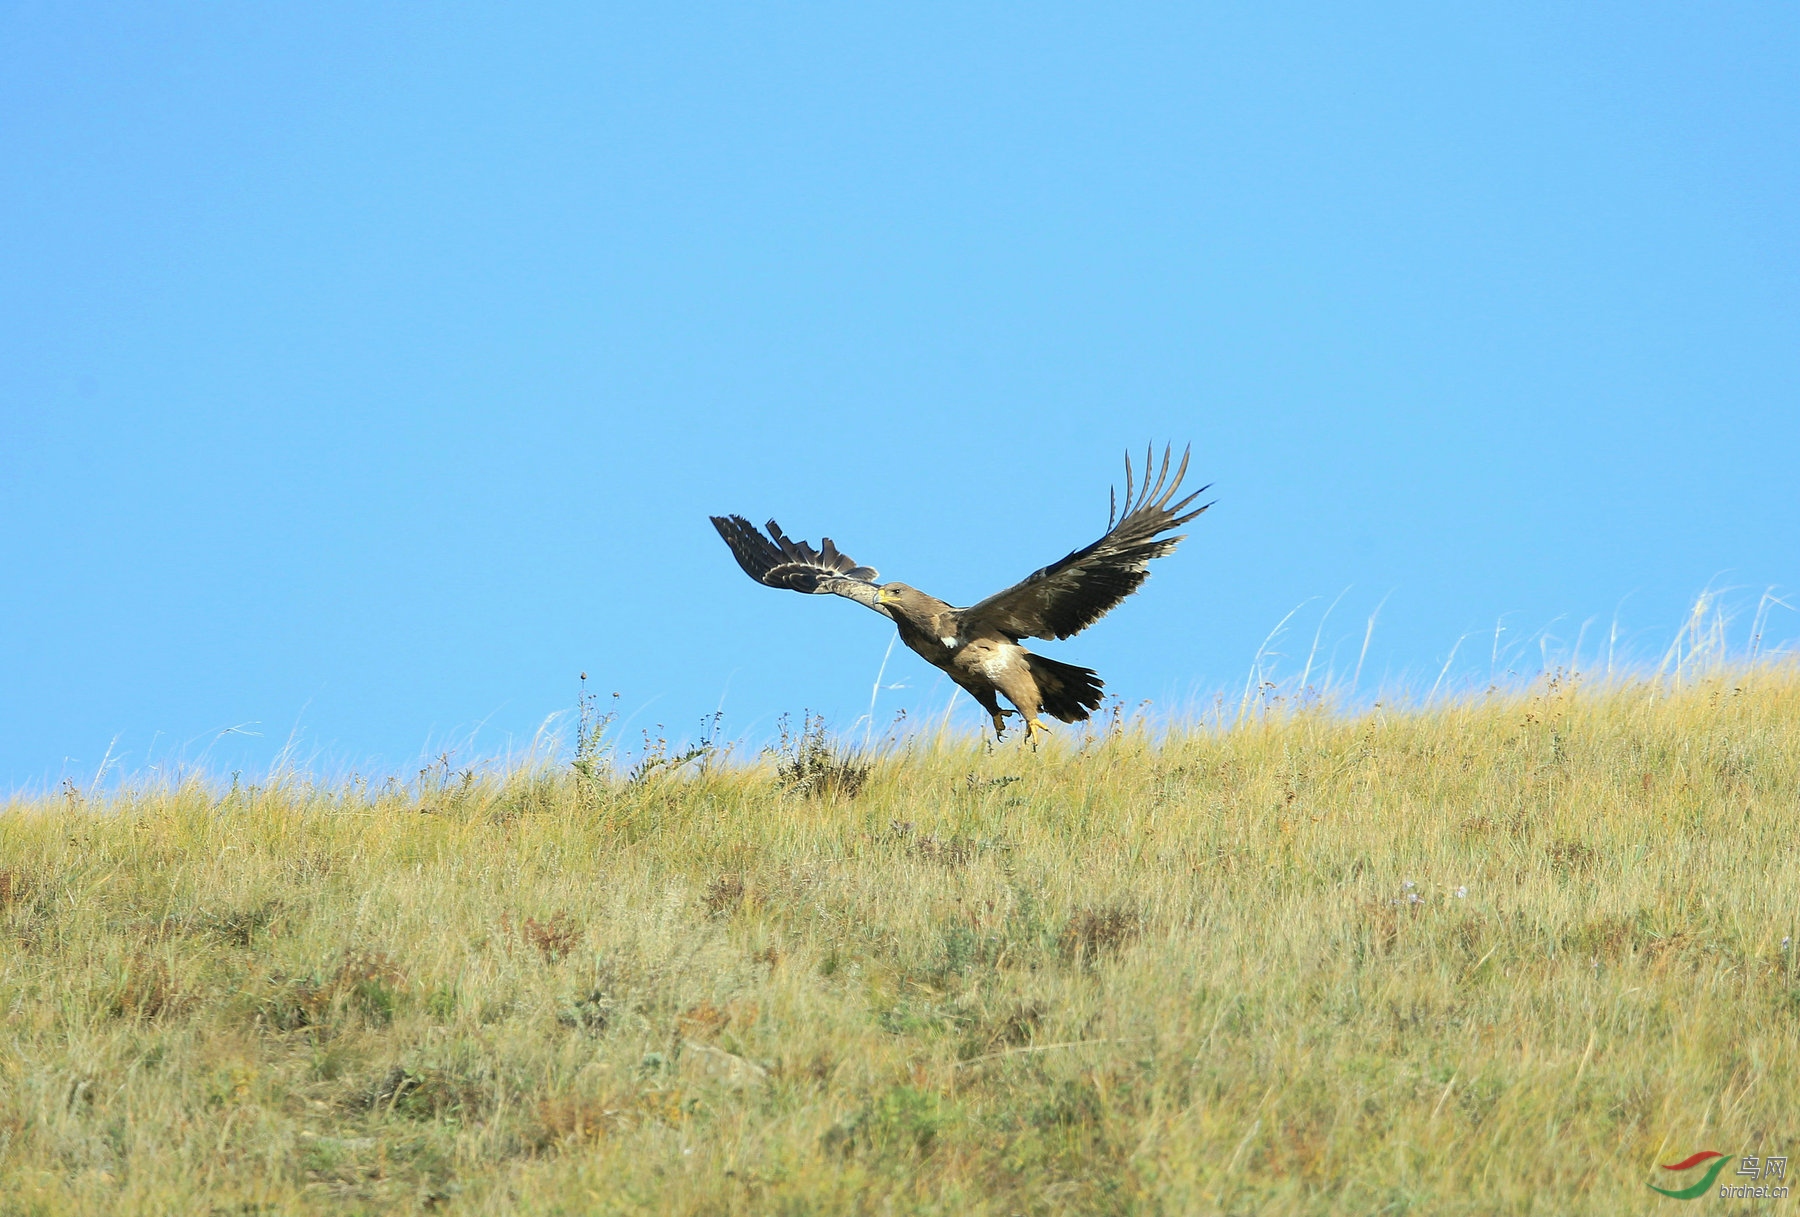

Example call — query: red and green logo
[1649,1151,1732,1199]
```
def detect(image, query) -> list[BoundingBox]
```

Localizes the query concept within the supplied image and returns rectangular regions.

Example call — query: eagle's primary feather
[709,445,1212,742]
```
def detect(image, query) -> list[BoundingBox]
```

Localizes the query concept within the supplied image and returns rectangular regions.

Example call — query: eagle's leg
[957,682,1012,739]
[987,663,1051,746]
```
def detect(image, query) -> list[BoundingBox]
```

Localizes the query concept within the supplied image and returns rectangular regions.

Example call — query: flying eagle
[710,445,1211,742]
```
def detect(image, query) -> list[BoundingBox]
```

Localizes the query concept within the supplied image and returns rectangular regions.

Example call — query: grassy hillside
[3,671,1798,1215]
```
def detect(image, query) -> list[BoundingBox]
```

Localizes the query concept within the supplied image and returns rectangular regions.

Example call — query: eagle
[710,445,1211,742]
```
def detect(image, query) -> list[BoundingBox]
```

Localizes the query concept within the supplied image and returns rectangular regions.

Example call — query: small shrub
[571,675,618,785]
[773,713,871,799]
[1059,906,1142,965]
[627,711,720,784]
[425,986,459,1021]
[958,1001,1045,1059]
[521,912,581,963]
[336,950,406,1023]
[1031,1077,1105,1130]
[991,1001,1045,1049]
[362,1063,491,1122]
[259,949,406,1031]
[1349,896,1418,958]
[557,989,615,1035]
[823,1085,951,1159]
[533,1094,617,1148]
[111,953,183,1020]
[1573,913,1638,961]
[258,977,324,1031]
[199,900,284,946]
[677,1001,728,1039]
[703,874,746,917]
[363,1064,421,1113]
[911,834,977,866]
[1548,839,1597,874]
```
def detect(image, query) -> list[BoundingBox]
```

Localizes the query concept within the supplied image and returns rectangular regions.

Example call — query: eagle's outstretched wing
[709,515,888,615]
[957,445,1211,641]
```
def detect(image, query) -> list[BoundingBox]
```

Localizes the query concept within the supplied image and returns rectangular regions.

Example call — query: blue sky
[3,3,1796,790]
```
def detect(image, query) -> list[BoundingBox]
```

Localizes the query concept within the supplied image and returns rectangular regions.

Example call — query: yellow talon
[1025,717,1052,742]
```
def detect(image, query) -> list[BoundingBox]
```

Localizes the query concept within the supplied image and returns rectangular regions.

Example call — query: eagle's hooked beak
[875,586,895,605]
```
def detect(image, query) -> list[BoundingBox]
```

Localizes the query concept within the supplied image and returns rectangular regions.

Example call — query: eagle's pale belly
[974,642,1025,680]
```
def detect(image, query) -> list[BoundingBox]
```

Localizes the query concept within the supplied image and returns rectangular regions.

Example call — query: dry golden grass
[2,670,1798,1214]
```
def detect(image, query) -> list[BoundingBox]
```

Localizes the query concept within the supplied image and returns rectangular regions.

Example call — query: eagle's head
[876,583,951,625]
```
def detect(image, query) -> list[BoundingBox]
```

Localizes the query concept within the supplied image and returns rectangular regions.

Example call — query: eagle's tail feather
[1024,653,1105,723]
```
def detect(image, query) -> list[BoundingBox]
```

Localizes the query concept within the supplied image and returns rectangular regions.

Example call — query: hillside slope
[3,671,1798,1214]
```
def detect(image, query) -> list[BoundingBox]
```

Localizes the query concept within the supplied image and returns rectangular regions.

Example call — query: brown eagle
[711,445,1210,742]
